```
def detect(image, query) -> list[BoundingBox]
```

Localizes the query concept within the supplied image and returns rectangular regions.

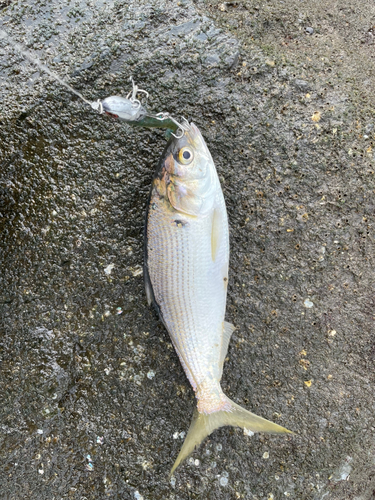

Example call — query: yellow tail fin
[170,397,293,476]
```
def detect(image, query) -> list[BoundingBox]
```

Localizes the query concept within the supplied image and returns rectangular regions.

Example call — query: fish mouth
[185,122,203,146]
[188,122,200,138]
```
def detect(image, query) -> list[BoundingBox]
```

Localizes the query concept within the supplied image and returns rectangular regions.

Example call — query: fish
[144,122,292,474]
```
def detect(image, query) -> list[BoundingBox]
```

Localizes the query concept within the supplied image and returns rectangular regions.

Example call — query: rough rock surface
[1,0,375,499]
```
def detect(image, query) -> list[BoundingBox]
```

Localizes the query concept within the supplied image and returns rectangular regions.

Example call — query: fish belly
[146,188,229,391]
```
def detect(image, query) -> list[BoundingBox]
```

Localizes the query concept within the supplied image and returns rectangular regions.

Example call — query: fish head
[158,123,218,216]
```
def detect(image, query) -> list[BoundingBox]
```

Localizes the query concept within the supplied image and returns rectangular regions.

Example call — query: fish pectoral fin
[170,395,294,476]
[218,321,236,378]
[224,321,235,339]
[211,208,223,262]
[145,279,153,306]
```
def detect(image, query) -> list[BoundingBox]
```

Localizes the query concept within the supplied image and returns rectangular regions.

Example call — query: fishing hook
[154,113,191,138]
[126,76,149,109]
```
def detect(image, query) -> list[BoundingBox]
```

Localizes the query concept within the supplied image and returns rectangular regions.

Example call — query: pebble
[332,456,352,482]
[219,476,229,486]
[168,20,200,36]
[265,59,275,67]
[305,27,314,34]
[147,370,155,379]
[304,299,314,308]
[293,79,310,90]
[244,428,254,436]
[132,266,143,277]
[104,263,115,275]
[205,53,220,66]
[195,32,208,42]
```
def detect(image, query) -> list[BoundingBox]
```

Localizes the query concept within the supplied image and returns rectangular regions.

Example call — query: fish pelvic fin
[170,395,293,476]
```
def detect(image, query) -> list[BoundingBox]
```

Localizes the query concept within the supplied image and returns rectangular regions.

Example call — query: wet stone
[293,79,311,91]
[204,53,220,66]
[168,20,201,36]
[1,0,375,498]
[195,32,208,42]
[219,474,229,486]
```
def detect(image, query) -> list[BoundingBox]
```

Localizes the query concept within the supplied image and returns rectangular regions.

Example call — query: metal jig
[92,78,190,137]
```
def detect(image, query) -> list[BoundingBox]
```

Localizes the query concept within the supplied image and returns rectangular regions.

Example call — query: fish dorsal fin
[211,208,223,262]
[219,321,236,378]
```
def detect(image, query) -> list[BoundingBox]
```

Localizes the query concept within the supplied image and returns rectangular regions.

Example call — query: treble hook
[154,113,190,138]
[126,76,149,109]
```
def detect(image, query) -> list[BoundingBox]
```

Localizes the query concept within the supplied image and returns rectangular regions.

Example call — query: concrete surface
[0,0,375,499]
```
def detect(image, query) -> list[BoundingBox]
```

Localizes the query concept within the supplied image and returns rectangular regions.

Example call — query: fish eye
[178,147,194,165]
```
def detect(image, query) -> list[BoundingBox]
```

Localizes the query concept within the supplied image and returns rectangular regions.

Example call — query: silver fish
[144,122,292,474]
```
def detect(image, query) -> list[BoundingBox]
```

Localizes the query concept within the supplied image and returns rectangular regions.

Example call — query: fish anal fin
[172,342,197,392]
[219,321,236,377]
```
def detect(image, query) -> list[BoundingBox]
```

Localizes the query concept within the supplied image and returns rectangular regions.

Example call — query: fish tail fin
[170,396,293,476]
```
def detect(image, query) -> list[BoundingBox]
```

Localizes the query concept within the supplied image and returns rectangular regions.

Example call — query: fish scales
[147,190,228,386]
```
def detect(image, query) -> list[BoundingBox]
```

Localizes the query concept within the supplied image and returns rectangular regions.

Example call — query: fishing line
[0,28,92,107]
